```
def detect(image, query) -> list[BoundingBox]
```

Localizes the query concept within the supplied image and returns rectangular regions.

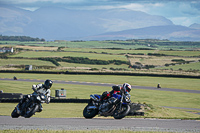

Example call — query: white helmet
[122,83,132,92]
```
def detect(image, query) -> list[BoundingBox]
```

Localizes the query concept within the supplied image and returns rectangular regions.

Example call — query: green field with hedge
[0,40,200,75]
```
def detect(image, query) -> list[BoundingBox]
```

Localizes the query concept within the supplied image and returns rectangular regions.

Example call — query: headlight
[126,97,130,101]
[41,95,45,99]
[40,95,46,100]
[125,95,131,102]
[37,96,41,100]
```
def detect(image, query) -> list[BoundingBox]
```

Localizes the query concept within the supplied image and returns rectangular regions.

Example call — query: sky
[0,0,200,27]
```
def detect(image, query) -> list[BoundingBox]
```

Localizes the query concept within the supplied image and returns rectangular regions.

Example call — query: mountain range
[0,5,200,41]
[86,25,200,41]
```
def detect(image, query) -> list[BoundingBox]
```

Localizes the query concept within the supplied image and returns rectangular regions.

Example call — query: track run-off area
[1,78,200,112]
[1,78,200,94]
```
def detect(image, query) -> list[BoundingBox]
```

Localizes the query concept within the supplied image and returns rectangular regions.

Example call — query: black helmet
[122,83,131,92]
[44,79,53,89]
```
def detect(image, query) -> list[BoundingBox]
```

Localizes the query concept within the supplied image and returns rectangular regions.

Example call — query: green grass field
[0,73,199,90]
[1,41,200,75]
[1,40,200,50]
[1,102,199,119]
[9,51,128,61]
[0,59,55,67]
[157,62,200,71]
[59,62,130,70]
[129,55,199,66]
[157,50,200,56]
[1,80,199,109]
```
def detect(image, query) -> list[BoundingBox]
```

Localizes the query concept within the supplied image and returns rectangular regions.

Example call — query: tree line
[110,39,200,46]
[38,56,129,66]
[0,35,45,42]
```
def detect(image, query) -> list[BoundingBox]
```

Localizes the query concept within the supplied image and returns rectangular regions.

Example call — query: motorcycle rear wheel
[11,108,20,118]
[113,104,130,119]
[24,104,39,118]
[83,103,98,119]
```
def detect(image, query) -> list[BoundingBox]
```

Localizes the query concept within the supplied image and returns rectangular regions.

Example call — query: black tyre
[83,104,98,119]
[113,104,130,119]
[11,108,20,118]
[24,104,39,118]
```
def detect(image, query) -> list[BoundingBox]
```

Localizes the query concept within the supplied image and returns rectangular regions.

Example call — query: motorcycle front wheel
[113,104,130,119]
[83,103,98,119]
[24,104,39,118]
[11,108,20,118]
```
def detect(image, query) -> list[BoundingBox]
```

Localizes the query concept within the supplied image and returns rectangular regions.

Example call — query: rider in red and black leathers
[101,83,132,104]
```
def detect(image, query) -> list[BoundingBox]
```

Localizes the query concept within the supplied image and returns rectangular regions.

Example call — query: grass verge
[0,73,199,90]
[1,103,199,119]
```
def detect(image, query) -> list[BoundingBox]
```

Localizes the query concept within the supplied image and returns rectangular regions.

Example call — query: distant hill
[189,23,200,29]
[0,5,173,40]
[85,25,200,41]
[0,5,200,41]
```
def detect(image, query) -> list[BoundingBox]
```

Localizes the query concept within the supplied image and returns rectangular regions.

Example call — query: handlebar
[32,87,41,95]
[32,87,37,93]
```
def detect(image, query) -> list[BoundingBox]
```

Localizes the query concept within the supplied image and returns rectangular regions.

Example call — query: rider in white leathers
[16,79,53,113]
[32,83,51,104]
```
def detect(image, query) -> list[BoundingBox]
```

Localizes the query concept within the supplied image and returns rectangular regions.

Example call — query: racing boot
[15,104,21,114]
[37,104,43,112]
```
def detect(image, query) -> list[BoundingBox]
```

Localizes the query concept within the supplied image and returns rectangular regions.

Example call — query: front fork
[119,95,123,111]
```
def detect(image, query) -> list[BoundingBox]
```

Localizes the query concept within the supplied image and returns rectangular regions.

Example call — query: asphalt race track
[0,116,200,132]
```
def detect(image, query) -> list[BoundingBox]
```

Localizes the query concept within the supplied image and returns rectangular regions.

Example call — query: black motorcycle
[83,93,131,119]
[11,87,47,118]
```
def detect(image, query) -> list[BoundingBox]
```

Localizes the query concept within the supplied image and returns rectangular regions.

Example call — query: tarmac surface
[0,116,200,132]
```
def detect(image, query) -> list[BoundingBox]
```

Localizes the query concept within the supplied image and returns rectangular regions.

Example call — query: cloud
[145,1,200,26]
[118,3,164,12]
[112,1,200,26]
[0,0,84,4]
[0,0,200,26]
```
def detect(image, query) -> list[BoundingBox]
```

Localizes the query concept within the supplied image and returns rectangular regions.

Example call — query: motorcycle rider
[100,83,132,107]
[16,79,53,114]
